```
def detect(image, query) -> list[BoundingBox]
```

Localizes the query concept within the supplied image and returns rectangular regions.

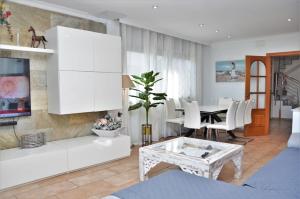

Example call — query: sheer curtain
[121,24,202,145]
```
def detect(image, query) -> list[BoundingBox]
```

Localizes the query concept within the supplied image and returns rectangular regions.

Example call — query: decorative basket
[91,127,123,137]
[20,132,46,149]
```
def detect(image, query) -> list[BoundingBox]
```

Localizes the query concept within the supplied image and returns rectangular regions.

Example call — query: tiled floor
[0,119,292,199]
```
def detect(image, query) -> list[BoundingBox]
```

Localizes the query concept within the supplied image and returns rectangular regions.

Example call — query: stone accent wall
[0,3,107,149]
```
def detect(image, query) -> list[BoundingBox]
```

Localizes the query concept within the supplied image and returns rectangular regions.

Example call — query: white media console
[0,135,130,190]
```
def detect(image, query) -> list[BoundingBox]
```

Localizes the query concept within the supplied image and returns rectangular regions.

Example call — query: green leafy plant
[128,71,167,125]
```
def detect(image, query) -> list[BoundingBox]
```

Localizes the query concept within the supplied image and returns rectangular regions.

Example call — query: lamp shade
[122,75,134,88]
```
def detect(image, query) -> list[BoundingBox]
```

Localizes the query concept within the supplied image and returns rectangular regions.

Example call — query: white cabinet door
[94,34,121,73]
[59,71,94,114]
[94,73,122,111]
[57,27,94,71]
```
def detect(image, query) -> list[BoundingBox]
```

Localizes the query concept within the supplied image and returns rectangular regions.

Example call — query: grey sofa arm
[288,133,300,148]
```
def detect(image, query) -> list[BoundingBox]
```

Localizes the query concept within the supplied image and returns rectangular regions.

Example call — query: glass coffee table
[139,137,243,181]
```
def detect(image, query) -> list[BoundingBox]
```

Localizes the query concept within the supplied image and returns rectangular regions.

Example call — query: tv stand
[0,135,130,190]
[0,120,17,126]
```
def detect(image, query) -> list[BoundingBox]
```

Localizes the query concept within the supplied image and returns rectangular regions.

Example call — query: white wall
[285,59,300,81]
[196,44,203,103]
[202,32,300,105]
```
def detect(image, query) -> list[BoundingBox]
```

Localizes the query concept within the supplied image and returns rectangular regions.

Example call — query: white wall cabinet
[46,26,122,114]
[94,34,121,73]
[46,26,94,72]
[94,73,122,111]
[57,27,94,71]
[58,71,94,114]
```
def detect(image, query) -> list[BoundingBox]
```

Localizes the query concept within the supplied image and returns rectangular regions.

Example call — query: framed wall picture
[216,60,245,82]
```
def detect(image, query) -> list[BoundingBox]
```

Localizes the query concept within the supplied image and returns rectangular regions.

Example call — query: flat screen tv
[0,57,31,118]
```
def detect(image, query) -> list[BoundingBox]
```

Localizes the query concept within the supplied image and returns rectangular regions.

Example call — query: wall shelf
[0,44,55,54]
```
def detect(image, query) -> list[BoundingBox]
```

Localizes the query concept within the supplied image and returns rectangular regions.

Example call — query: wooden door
[245,56,271,136]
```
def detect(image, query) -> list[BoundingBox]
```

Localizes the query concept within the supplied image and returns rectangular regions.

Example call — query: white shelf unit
[45,26,122,114]
[0,44,55,54]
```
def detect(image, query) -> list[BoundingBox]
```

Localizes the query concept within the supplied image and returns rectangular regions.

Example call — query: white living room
[0,0,299,199]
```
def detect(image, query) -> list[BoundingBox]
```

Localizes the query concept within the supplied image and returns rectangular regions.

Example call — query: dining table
[175,105,237,140]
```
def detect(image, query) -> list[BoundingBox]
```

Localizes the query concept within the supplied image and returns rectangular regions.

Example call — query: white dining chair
[218,97,233,120]
[229,99,255,143]
[207,101,239,140]
[235,100,247,128]
[244,99,255,125]
[166,98,184,136]
[179,97,188,109]
[184,101,209,137]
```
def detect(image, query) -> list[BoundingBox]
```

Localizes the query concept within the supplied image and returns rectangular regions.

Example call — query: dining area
[165,97,255,144]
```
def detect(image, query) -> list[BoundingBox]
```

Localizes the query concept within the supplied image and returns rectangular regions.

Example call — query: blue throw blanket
[113,170,296,199]
[244,148,300,198]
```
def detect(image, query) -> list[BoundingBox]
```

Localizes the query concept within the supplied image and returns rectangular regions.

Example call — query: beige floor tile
[16,181,77,199]
[103,171,139,187]
[38,175,70,187]
[82,180,117,194]
[0,190,15,199]
[56,188,88,199]
[87,196,102,199]
[0,194,17,199]
[69,169,117,186]
[108,162,138,174]
[65,169,92,180]
[0,183,40,197]
[44,196,59,199]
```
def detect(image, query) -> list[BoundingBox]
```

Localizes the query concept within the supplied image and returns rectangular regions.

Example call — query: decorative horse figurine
[28,26,47,49]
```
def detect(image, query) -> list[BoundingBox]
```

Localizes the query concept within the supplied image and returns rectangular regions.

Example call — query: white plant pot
[91,127,123,137]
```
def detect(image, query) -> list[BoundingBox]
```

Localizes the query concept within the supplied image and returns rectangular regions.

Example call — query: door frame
[267,50,300,120]
[266,51,300,57]
[245,51,300,136]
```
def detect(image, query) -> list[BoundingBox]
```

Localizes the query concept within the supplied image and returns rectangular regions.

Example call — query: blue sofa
[108,134,300,199]
[244,148,300,198]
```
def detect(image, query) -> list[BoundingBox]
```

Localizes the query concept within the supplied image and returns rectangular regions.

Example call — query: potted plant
[128,71,167,146]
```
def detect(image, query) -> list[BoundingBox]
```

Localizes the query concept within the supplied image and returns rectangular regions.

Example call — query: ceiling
[38,0,300,44]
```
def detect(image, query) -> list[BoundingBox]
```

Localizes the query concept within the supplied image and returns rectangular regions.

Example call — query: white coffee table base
[139,138,243,181]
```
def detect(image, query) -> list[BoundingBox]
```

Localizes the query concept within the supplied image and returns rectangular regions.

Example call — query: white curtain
[121,24,202,145]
